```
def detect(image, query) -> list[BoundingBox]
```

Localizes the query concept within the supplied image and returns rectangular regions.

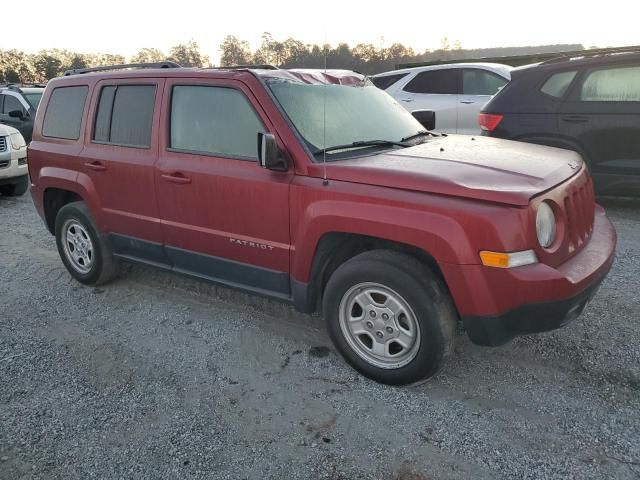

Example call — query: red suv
[28,63,616,385]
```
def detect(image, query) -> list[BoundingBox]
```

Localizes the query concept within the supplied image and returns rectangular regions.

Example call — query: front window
[265,77,425,160]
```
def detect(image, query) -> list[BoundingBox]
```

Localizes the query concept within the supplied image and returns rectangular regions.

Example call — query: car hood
[0,124,20,136]
[317,136,583,206]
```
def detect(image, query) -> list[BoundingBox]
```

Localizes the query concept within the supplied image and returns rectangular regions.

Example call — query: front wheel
[323,250,457,385]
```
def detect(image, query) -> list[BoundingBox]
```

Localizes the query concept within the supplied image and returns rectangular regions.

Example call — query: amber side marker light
[480,250,538,268]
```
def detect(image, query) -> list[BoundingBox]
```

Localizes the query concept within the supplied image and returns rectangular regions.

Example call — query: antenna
[322,27,329,187]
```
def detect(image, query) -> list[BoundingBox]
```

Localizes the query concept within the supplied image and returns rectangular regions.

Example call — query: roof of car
[513,50,640,74]
[373,62,513,77]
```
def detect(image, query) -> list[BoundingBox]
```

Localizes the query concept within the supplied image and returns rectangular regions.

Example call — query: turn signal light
[480,250,537,268]
[479,113,504,132]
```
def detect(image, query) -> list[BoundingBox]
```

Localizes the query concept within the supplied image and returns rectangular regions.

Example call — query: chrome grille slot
[0,136,6,153]
[564,175,595,251]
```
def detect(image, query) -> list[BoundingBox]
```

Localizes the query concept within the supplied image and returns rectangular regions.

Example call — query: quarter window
[580,65,640,101]
[42,86,88,140]
[93,85,156,147]
[540,71,577,98]
[461,69,508,96]
[170,85,264,159]
[403,69,457,94]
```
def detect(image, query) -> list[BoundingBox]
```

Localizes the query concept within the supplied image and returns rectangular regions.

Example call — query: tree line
[0,34,583,83]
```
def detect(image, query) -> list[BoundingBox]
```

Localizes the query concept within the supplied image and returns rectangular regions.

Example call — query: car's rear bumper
[443,205,616,346]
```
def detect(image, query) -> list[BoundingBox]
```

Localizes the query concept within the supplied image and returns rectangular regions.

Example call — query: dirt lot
[0,192,639,480]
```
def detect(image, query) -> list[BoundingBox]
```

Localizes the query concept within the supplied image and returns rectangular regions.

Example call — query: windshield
[266,79,425,158]
[24,92,43,110]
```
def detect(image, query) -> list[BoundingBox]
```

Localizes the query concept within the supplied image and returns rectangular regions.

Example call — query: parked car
[371,63,511,134]
[28,63,615,385]
[0,124,28,196]
[480,50,640,196]
[0,84,46,143]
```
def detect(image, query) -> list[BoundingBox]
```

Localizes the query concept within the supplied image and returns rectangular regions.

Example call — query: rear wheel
[55,201,119,285]
[0,176,28,196]
[323,250,457,385]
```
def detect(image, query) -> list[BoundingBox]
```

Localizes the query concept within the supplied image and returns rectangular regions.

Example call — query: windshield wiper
[313,139,408,156]
[400,130,439,142]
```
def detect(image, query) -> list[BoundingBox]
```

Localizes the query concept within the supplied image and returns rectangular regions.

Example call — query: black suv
[0,84,46,143]
[480,50,640,195]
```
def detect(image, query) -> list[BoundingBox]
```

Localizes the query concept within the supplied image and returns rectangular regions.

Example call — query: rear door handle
[460,100,475,104]
[84,161,106,172]
[561,115,588,123]
[161,172,192,184]
[400,98,413,103]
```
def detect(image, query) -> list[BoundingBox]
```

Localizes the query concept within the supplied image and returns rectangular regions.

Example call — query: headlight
[9,133,26,150]
[536,201,556,248]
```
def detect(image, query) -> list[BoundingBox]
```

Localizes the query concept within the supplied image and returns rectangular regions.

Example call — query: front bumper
[0,146,28,182]
[443,205,616,346]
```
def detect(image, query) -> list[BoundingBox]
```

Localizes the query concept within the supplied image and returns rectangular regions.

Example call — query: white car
[372,63,512,134]
[0,124,28,196]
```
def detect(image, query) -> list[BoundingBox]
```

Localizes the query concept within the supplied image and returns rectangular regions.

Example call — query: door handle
[561,115,588,123]
[84,161,107,172]
[161,172,192,184]
[460,100,475,104]
[400,98,413,103]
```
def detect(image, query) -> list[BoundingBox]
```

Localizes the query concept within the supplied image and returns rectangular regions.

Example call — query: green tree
[169,41,209,67]
[33,51,63,81]
[130,48,167,64]
[219,35,251,66]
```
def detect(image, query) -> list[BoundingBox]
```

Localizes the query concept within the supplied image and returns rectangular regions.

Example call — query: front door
[395,69,458,133]
[560,62,640,194]
[457,68,509,135]
[155,78,293,298]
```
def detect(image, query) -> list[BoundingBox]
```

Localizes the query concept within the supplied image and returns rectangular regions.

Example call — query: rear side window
[461,69,508,96]
[540,71,577,98]
[93,85,156,148]
[580,65,640,101]
[42,86,88,140]
[403,69,457,94]
[170,85,264,159]
[371,73,409,90]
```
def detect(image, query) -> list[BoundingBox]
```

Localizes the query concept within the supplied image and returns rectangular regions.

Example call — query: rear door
[559,61,640,191]
[155,78,293,298]
[458,68,509,135]
[80,79,163,252]
[394,69,458,133]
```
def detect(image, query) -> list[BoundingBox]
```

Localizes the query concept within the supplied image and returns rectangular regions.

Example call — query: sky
[2,0,638,64]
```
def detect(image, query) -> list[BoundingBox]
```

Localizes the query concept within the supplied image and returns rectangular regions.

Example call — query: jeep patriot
[28,63,616,385]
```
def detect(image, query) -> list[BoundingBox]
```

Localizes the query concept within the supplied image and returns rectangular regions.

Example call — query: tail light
[479,113,504,132]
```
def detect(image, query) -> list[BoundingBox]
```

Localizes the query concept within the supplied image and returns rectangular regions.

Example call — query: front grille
[0,158,9,168]
[563,175,595,252]
[0,136,6,152]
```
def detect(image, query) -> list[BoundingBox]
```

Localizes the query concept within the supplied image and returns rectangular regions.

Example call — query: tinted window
[42,86,88,140]
[540,71,577,98]
[462,69,507,95]
[403,70,457,94]
[580,65,640,101]
[93,85,155,147]
[170,86,264,159]
[371,73,409,90]
[2,95,24,114]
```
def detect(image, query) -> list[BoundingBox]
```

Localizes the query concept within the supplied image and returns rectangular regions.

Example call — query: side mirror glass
[257,132,287,172]
[412,110,436,131]
[8,110,25,120]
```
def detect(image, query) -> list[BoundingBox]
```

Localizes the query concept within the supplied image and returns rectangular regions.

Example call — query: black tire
[323,250,456,386]
[0,176,28,196]
[55,201,119,285]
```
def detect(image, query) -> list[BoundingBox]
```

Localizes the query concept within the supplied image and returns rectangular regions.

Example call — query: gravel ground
[0,192,639,480]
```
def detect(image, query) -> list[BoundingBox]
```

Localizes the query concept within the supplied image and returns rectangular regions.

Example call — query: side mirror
[257,132,288,172]
[8,110,25,120]
[412,110,436,131]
